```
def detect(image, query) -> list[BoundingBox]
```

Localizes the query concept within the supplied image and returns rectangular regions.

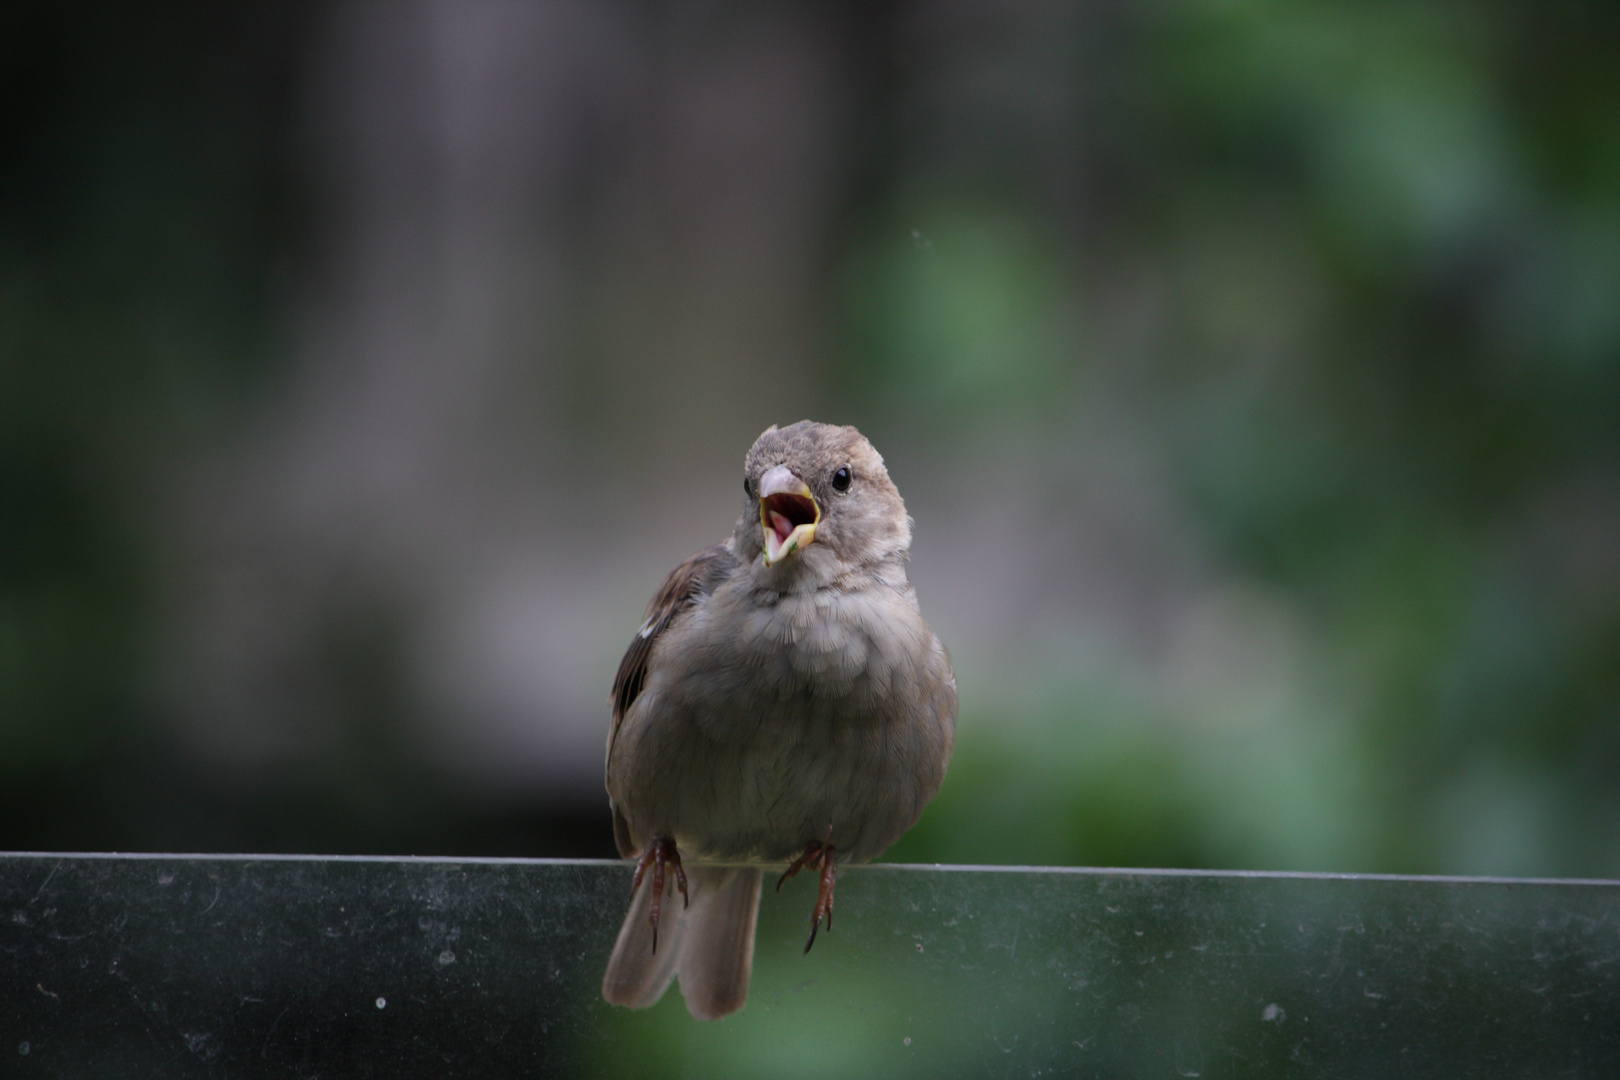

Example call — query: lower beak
[763,518,817,566]
[758,465,819,566]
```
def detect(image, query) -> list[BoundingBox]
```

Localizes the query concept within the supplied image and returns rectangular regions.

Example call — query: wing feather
[606,543,738,857]
[609,542,737,728]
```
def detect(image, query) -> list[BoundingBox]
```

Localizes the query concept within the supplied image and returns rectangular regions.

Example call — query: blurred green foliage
[1,0,1617,876]
[0,3,305,770]
[843,1,1620,876]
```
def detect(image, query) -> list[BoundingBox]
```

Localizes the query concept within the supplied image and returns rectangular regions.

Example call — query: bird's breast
[685,584,929,715]
[610,580,951,862]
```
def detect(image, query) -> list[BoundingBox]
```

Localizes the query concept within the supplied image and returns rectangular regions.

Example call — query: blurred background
[1,0,1616,877]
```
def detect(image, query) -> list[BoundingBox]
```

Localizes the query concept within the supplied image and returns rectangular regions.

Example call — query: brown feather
[674,866,762,1020]
[606,542,738,857]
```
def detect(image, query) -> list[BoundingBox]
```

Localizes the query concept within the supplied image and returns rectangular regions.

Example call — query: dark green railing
[3,854,1616,1077]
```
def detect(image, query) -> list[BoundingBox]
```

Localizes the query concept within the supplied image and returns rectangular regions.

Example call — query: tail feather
[601,865,687,1010]
[601,864,763,1020]
[675,866,762,1020]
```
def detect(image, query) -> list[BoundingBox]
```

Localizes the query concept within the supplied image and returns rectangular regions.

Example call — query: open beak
[757,464,819,566]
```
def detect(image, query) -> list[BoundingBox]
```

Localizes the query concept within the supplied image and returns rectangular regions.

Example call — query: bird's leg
[775,839,826,892]
[806,845,837,952]
[630,835,688,954]
[777,839,838,953]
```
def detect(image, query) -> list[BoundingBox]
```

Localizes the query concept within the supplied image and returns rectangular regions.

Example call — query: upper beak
[757,464,819,565]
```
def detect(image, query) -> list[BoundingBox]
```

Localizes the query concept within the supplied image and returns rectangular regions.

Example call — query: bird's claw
[631,835,688,953]
[778,840,837,953]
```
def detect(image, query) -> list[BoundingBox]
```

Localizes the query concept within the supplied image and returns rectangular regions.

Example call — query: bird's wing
[609,544,738,731]
[608,541,739,747]
[607,542,738,858]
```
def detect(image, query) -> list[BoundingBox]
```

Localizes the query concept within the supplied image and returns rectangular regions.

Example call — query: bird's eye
[743,476,752,497]
[831,466,852,492]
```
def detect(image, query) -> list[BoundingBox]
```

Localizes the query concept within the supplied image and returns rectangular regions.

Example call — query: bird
[600,420,956,1021]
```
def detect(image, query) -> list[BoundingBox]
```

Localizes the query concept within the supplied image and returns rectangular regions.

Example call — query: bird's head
[736,421,911,580]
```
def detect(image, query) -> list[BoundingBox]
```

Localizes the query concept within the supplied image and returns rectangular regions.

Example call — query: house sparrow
[600,421,956,1021]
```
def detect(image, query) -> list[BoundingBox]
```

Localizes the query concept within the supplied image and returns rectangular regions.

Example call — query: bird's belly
[615,654,937,858]
[653,695,923,863]
[608,584,951,864]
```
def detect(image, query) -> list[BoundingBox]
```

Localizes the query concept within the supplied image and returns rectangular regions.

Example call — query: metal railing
[4,853,1617,1077]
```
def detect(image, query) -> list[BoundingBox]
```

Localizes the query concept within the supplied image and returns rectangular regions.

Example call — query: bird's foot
[777,840,837,953]
[630,835,688,954]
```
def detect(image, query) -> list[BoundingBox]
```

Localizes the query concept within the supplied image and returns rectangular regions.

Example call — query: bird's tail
[601,864,762,1021]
